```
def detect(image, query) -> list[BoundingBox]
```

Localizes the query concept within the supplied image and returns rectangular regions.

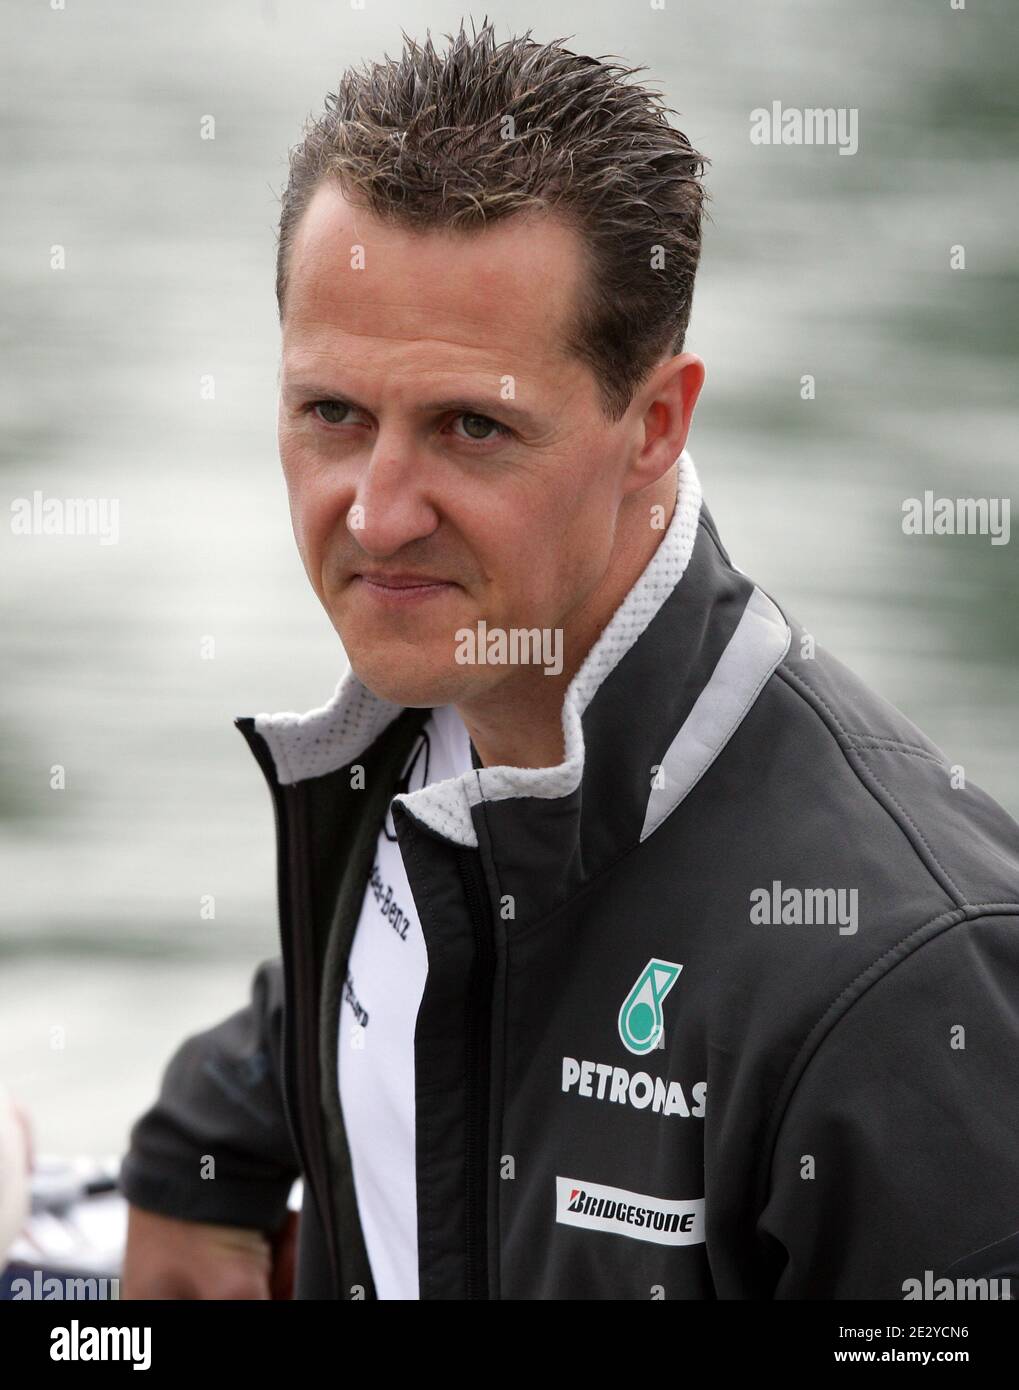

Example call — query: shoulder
[758,614,1019,912]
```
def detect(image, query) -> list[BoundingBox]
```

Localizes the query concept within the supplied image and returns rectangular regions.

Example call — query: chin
[344,647,476,709]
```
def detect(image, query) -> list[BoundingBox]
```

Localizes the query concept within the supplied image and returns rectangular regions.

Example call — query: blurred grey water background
[2,0,1016,1154]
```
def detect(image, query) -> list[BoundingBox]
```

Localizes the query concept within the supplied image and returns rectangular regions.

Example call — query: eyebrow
[281,380,542,433]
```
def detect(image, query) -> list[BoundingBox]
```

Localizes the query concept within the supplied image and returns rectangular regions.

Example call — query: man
[118,22,1019,1300]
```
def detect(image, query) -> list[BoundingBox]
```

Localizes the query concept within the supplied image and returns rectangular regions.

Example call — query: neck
[456,465,679,770]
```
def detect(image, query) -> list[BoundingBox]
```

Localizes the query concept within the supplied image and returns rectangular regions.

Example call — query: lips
[357,574,452,589]
[352,573,457,604]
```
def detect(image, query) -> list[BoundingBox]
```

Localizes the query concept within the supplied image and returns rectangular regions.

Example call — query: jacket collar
[244,450,790,858]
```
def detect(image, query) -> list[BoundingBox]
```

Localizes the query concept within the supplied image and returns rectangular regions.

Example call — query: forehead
[281,182,587,378]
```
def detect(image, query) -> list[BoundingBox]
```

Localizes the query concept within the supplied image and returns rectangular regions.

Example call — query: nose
[347,438,441,556]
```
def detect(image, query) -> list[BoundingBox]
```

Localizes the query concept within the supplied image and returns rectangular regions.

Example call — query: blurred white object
[0,1085,29,1258]
[2,1157,303,1299]
[3,1154,126,1296]
[27,1152,120,1215]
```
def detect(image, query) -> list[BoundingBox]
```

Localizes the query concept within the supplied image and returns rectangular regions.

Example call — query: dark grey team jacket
[118,452,1019,1300]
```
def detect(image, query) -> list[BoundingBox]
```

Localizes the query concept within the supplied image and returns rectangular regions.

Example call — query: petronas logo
[618,959,683,1055]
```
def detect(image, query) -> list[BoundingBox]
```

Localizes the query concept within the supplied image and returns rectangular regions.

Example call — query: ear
[623,353,705,495]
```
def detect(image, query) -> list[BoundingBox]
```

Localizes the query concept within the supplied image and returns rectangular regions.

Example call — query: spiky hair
[276,16,708,420]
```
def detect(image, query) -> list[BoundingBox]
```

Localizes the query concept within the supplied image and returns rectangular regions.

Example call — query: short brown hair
[276,18,708,420]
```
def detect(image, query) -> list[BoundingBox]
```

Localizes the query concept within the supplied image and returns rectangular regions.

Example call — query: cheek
[555,525,613,612]
[482,461,616,615]
[487,508,608,623]
[280,443,346,568]
[551,471,617,575]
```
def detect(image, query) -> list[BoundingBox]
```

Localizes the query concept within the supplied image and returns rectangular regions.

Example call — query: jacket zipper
[235,719,342,1297]
[456,847,496,1300]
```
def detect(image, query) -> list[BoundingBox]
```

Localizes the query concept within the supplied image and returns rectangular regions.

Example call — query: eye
[306,400,511,444]
[450,412,512,442]
[310,400,357,426]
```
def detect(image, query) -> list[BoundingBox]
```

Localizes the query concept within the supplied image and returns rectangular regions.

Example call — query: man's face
[278,182,649,708]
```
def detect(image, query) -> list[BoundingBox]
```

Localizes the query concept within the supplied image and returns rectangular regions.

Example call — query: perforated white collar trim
[253,449,703,847]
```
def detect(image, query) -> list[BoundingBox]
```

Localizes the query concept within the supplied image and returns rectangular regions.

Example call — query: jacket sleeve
[757,913,1019,1299]
[116,955,300,1234]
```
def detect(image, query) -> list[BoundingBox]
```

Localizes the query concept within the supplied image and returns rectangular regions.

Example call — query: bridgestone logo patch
[555,1177,705,1247]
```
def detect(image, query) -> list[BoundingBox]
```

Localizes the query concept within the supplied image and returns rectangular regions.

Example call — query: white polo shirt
[336,703,475,1300]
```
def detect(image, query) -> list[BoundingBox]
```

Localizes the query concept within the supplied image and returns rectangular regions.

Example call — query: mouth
[353,573,459,605]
